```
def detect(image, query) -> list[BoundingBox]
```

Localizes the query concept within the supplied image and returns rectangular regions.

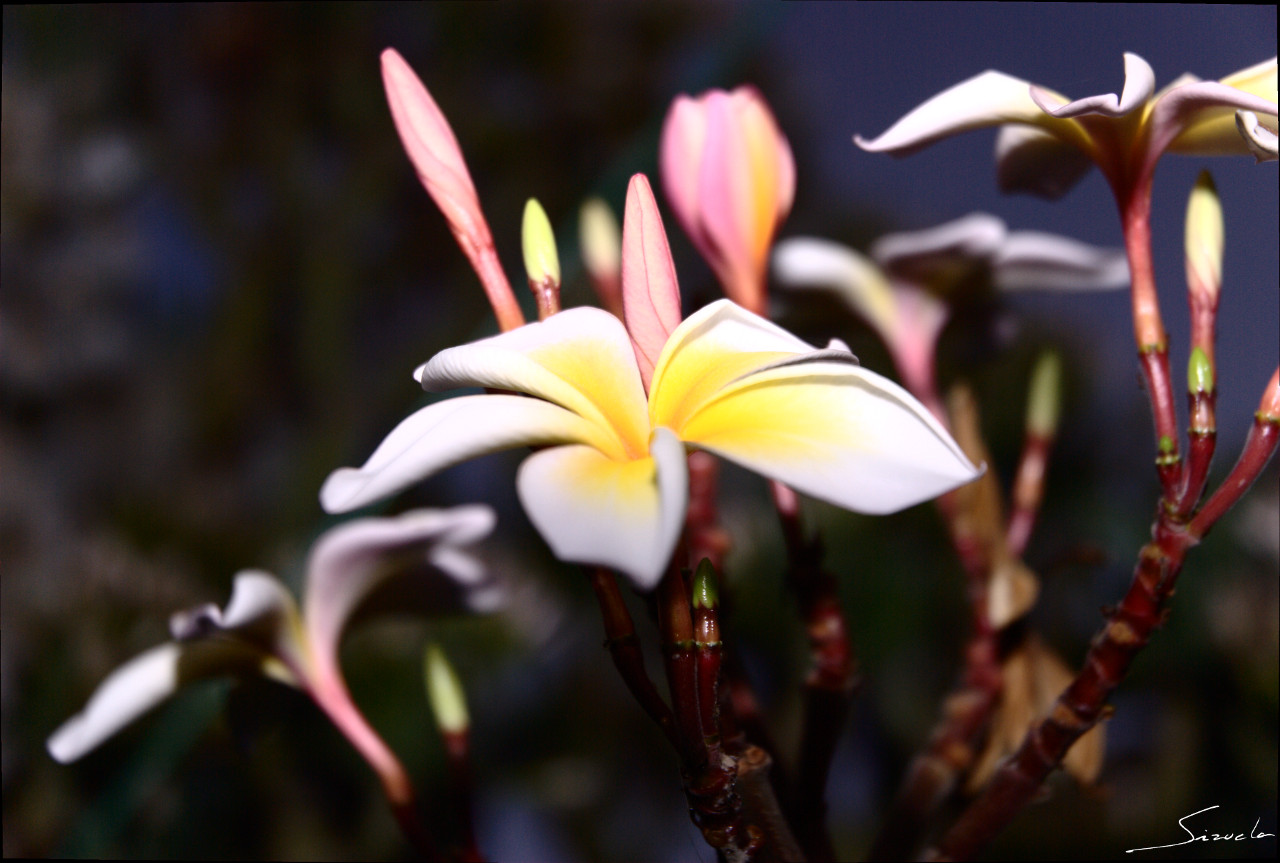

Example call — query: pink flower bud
[660,87,795,315]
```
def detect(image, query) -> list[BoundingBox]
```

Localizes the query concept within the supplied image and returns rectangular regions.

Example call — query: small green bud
[579,197,620,281]
[521,198,560,287]
[424,643,469,735]
[1186,346,1214,395]
[1184,171,1223,305]
[1158,434,1176,455]
[691,558,718,610]
[1025,351,1062,438]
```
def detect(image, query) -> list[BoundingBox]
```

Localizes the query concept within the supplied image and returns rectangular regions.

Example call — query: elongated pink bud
[381,49,524,331]
[621,174,682,390]
[660,86,794,314]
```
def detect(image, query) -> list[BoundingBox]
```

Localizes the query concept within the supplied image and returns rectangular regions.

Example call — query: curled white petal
[303,507,497,682]
[1236,110,1279,162]
[772,237,897,341]
[1032,53,1156,119]
[993,232,1129,292]
[855,70,1060,155]
[870,213,1006,275]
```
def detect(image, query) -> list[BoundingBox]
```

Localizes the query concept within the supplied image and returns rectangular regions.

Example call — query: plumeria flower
[661,86,795,314]
[48,507,497,810]
[322,175,979,589]
[855,53,1277,200]
[772,214,1128,402]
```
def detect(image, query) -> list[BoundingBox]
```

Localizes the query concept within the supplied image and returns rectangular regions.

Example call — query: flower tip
[691,558,719,610]
[1184,170,1224,304]
[424,643,469,734]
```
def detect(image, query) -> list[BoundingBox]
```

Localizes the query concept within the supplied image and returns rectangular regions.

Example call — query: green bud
[521,198,560,287]
[1184,171,1223,305]
[1186,346,1214,395]
[691,558,718,610]
[1026,351,1062,438]
[424,643,469,735]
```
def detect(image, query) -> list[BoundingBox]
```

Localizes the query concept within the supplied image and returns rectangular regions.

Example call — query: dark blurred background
[3,3,1275,860]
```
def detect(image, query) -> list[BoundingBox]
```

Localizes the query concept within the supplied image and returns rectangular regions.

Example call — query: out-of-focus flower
[772,214,1127,399]
[382,48,525,331]
[579,197,624,318]
[661,86,795,314]
[855,54,1277,200]
[322,181,978,589]
[48,507,497,806]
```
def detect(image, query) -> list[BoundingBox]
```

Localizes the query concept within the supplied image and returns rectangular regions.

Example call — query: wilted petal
[517,427,688,589]
[418,307,650,458]
[303,507,497,688]
[772,237,899,343]
[1031,53,1155,119]
[320,396,616,513]
[995,124,1094,198]
[621,175,683,389]
[993,231,1129,291]
[1235,110,1279,162]
[855,70,1086,155]
[680,351,980,514]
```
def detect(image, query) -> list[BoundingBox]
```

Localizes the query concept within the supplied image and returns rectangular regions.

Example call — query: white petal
[170,571,307,676]
[993,232,1129,292]
[303,507,497,685]
[48,644,182,763]
[680,358,980,514]
[1235,110,1279,162]
[516,428,688,590]
[772,237,897,342]
[416,307,649,457]
[649,299,818,430]
[995,124,1095,198]
[1032,53,1155,119]
[320,394,614,513]
[870,213,1006,280]
[1158,80,1279,157]
[855,70,1078,155]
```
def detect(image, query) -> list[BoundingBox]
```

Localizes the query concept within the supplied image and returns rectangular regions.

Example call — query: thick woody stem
[441,730,483,863]
[584,567,681,752]
[771,482,854,862]
[928,378,1280,861]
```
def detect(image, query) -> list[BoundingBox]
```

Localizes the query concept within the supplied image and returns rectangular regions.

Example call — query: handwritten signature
[1127,805,1275,853]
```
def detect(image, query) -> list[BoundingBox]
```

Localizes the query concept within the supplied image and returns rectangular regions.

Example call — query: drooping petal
[621,174,683,390]
[993,231,1129,292]
[855,70,1088,155]
[516,427,688,589]
[416,307,650,458]
[683,358,979,513]
[303,507,497,690]
[47,574,300,764]
[772,236,899,345]
[995,124,1096,198]
[1235,110,1279,162]
[320,395,617,513]
[649,299,819,431]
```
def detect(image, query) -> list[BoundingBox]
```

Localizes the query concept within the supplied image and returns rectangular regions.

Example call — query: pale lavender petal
[871,213,1006,277]
[995,124,1095,198]
[994,232,1129,292]
[1235,110,1279,162]
[1031,53,1156,119]
[1158,81,1279,157]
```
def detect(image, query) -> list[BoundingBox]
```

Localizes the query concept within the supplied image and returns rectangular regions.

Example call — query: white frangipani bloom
[48,507,497,805]
[855,53,1277,199]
